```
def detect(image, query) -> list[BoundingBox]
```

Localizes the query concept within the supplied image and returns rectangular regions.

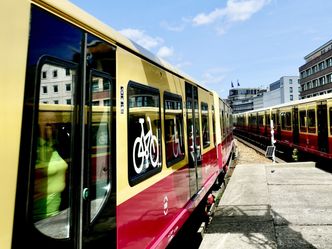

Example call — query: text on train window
[128,82,161,186]
[164,92,185,166]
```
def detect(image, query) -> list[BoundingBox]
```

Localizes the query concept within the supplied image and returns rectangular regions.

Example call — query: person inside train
[33,111,68,221]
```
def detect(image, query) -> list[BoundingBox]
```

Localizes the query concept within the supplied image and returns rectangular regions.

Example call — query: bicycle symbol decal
[133,116,160,174]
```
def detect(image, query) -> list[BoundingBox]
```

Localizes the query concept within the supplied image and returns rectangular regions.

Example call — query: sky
[70,0,332,98]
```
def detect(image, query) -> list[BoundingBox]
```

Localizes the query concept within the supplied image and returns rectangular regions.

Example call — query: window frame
[32,55,78,239]
[201,102,210,149]
[163,91,185,167]
[127,81,162,186]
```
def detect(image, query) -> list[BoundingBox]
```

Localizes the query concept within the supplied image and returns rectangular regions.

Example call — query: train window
[299,110,307,132]
[164,92,185,166]
[307,109,316,133]
[88,73,112,222]
[266,114,271,127]
[201,102,210,148]
[281,111,292,131]
[271,113,276,126]
[330,108,332,135]
[221,110,225,137]
[258,115,264,127]
[212,105,216,146]
[128,82,161,185]
[33,62,76,238]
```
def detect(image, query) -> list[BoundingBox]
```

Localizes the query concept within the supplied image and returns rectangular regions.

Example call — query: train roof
[236,92,332,115]
[34,0,199,85]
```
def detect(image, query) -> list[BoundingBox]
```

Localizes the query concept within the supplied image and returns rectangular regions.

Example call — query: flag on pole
[237,80,240,87]
[231,81,234,88]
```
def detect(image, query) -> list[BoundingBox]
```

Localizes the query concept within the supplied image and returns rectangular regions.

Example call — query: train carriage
[0,1,234,249]
[234,93,332,163]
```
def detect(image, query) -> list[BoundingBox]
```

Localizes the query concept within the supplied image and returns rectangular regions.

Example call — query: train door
[13,6,116,249]
[185,83,202,197]
[276,109,281,140]
[293,107,299,144]
[317,101,328,152]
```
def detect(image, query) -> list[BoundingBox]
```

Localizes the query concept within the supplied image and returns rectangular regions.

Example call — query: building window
[290,95,293,101]
[312,80,317,88]
[327,74,332,83]
[66,83,71,91]
[289,79,293,84]
[42,86,47,94]
[66,99,71,105]
[312,65,318,73]
[327,58,332,67]
[103,78,110,91]
[103,99,110,106]
[42,71,47,79]
[53,70,58,78]
[290,87,293,93]
[53,85,58,93]
[54,100,59,104]
[92,80,99,92]
[65,68,70,76]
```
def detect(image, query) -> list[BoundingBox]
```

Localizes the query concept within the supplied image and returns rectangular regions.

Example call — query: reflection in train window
[201,102,210,148]
[307,109,316,133]
[88,74,112,222]
[330,107,332,135]
[258,115,264,127]
[266,113,270,127]
[212,105,216,146]
[33,63,76,239]
[281,111,292,131]
[128,82,161,186]
[299,110,307,132]
[164,92,184,166]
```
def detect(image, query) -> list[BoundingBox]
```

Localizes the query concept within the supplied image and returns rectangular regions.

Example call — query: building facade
[263,76,299,108]
[228,88,263,113]
[299,40,332,99]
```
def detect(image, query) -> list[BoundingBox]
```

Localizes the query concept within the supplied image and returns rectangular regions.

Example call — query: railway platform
[199,162,332,249]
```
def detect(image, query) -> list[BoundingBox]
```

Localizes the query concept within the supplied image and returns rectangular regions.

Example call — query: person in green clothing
[33,111,68,221]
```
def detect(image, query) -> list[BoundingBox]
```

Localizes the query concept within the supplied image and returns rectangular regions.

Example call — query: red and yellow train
[0,1,234,248]
[234,93,332,163]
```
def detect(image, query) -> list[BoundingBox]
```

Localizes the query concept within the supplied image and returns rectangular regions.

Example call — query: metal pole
[270,119,276,163]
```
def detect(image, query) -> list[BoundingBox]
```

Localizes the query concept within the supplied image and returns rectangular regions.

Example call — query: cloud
[175,61,192,69]
[201,67,229,86]
[193,0,271,30]
[157,46,174,58]
[119,28,163,50]
[226,0,271,22]
[193,8,226,26]
[160,20,186,32]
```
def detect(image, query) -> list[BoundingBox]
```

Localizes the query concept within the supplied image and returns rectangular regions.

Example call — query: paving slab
[275,225,332,249]
[199,162,332,249]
